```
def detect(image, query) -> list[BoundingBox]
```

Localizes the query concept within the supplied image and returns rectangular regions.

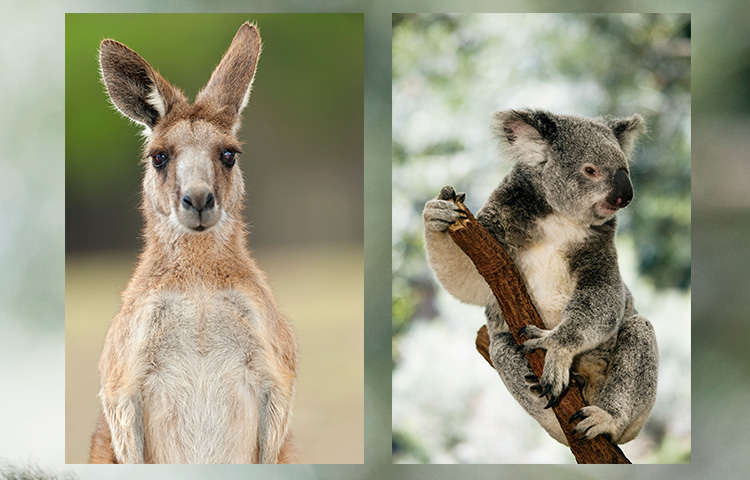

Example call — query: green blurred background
[0,0,749,478]
[64,13,364,464]
[392,13,690,464]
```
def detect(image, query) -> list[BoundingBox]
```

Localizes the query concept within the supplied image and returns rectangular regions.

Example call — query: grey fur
[0,462,77,480]
[423,109,658,445]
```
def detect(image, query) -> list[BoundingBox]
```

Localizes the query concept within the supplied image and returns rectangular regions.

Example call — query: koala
[423,109,658,445]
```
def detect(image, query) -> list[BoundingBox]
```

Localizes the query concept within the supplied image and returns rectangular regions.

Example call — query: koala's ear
[605,114,647,156]
[492,109,557,165]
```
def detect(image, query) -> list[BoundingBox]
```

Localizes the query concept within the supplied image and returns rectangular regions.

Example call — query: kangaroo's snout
[182,189,215,213]
[177,181,220,231]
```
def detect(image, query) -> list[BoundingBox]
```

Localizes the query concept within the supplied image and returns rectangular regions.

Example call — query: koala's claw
[569,411,584,423]
[436,185,467,204]
[536,382,561,409]
[438,185,457,201]
[538,383,551,398]
[524,374,543,394]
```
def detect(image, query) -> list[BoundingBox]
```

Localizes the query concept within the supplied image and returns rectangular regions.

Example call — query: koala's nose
[610,168,633,208]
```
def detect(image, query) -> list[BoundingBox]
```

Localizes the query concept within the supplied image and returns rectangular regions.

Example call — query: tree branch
[446,198,631,464]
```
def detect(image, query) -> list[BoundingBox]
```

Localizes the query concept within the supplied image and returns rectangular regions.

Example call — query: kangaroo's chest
[137,288,262,463]
[513,215,589,329]
[143,289,258,369]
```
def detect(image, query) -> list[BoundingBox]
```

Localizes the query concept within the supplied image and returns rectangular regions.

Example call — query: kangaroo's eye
[221,149,236,167]
[152,152,169,168]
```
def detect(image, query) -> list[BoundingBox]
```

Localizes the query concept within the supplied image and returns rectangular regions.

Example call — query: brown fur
[89,23,297,464]
[89,413,117,464]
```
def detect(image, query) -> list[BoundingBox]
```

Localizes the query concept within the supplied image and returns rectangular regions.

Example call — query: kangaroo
[88,22,298,464]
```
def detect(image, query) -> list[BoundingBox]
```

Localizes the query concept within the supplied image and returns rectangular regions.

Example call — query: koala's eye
[151,151,169,168]
[583,165,599,178]
[220,148,237,167]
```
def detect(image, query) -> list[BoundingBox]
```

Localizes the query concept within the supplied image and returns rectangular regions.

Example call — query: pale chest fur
[513,214,590,329]
[133,287,263,463]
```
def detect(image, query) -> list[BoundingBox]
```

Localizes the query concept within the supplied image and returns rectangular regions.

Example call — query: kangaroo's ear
[99,39,186,129]
[196,22,261,126]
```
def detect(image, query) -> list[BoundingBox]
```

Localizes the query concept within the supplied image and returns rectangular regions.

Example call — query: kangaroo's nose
[181,190,215,213]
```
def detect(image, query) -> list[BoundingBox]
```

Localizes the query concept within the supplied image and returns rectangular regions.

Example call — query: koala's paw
[436,185,466,203]
[569,406,619,441]
[516,327,573,409]
[518,325,546,340]
[423,196,467,232]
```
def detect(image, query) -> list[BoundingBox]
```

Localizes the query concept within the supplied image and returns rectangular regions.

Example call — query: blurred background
[64,14,363,464]
[391,13,691,464]
[0,0,748,478]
